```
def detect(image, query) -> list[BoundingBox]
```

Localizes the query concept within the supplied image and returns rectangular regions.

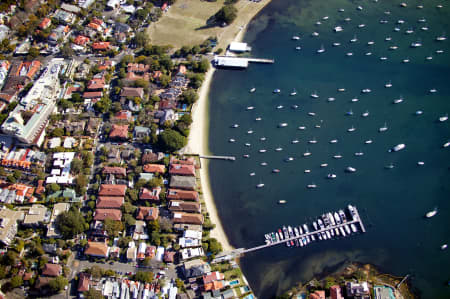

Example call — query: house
[74,35,90,46]
[142,152,164,164]
[169,200,201,213]
[86,118,101,137]
[169,164,196,176]
[134,126,150,140]
[85,241,110,258]
[203,271,225,285]
[86,78,105,91]
[120,87,144,101]
[0,208,23,245]
[310,290,326,299]
[127,246,137,262]
[47,203,70,238]
[139,187,161,201]
[138,173,154,182]
[96,197,124,209]
[127,63,150,74]
[103,166,126,177]
[61,3,81,14]
[94,209,122,221]
[22,204,48,227]
[346,282,370,298]
[177,64,187,75]
[77,273,90,293]
[114,110,132,122]
[136,207,159,221]
[42,263,62,277]
[109,124,129,140]
[99,184,127,197]
[39,18,51,30]
[183,259,211,279]
[167,189,199,201]
[83,91,103,99]
[143,164,165,174]
[172,212,203,225]
[164,251,175,263]
[92,42,111,51]
[133,221,148,240]
[160,109,177,125]
[330,285,344,299]
[170,176,197,190]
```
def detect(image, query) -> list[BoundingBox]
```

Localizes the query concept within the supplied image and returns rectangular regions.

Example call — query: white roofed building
[229,42,251,52]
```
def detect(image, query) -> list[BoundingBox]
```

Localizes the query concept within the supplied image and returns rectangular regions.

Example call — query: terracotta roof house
[143,164,166,173]
[74,35,89,45]
[94,209,122,221]
[109,124,129,140]
[330,285,344,299]
[77,273,90,292]
[99,184,127,196]
[139,187,161,201]
[171,156,196,166]
[92,42,111,51]
[169,164,196,176]
[42,263,62,277]
[83,91,102,99]
[39,18,51,30]
[310,290,326,299]
[167,189,199,201]
[169,200,201,213]
[177,64,187,75]
[96,197,124,209]
[86,78,105,90]
[204,280,224,291]
[120,87,144,99]
[35,276,51,289]
[172,212,203,225]
[136,206,159,221]
[102,166,126,177]
[114,110,132,122]
[164,251,175,263]
[88,22,102,31]
[170,176,197,190]
[127,63,150,73]
[142,152,163,164]
[85,241,109,258]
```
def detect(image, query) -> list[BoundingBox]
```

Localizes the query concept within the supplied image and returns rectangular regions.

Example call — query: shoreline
[186,0,273,253]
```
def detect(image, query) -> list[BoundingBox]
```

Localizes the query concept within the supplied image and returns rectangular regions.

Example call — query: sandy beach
[185,1,272,252]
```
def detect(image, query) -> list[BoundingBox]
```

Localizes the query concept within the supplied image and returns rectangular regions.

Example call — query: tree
[208,238,222,255]
[195,58,210,73]
[159,74,171,88]
[134,271,153,283]
[123,214,136,226]
[159,218,173,233]
[104,219,124,237]
[27,47,40,59]
[84,288,103,299]
[48,183,61,193]
[122,202,137,214]
[180,89,198,105]
[214,4,238,24]
[49,276,68,293]
[158,129,187,152]
[9,275,23,289]
[12,169,22,180]
[76,174,88,193]
[56,209,86,239]
[71,158,83,175]
[61,43,74,58]
[51,127,65,137]
[134,32,149,48]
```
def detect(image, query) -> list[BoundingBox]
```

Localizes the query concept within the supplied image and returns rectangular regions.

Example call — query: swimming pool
[243,294,254,299]
[229,279,240,286]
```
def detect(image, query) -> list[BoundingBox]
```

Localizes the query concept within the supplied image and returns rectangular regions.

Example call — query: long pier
[243,206,365,254]
[199,155,236,161]
[246,57,275,64]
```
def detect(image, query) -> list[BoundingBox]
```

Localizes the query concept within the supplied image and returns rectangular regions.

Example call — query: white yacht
[308,138,317,144]
[443,141,450,148]
[347,126,356,132]
[250,87,256,93]
[317,45,325,53]
[260,137,266,141]
[278,123,288,128]
[397,19,405,24]
[362,110,369,117]
[358,24,366,28]
[307,183,317,189]
[389,46,398,50]
[345,17,351,22]
[402,58,410,63]
[312,32,319,37]
[249,172,256,176]
[328,97,336,102]
[332,42,341,47]
[260,162,268,166]
[275,147,283,152]
[285,157,294,162]
[330,139,338,144]
[425,208,437,218]
[436,35,447,41]
[229,138,236,143]
[379,123,388,132]
[327,174,337,179]
[273,89,281,94]
[256,183,265,188]
[365,139,373,144]
[385,36,392,41]
[276,105,283,109]
[430,88,437,93]
[361,88,371,93]
[247,129,254,134]
[351,98,359,103]
[441,244,448,250]
[320,163,328,167]
[304,169,311,173]
[346,166,357,173]
[295,46,302,51]
[292,36,300,40]
[333,154,343,159]
[354,152,364,156]
[385,81,392,88]
[438,114,448,122]
[365,52,372,56]
[303,151,312,157]
[338,88,346,92]
[350,35,358,43]
[259,149,267,153]
[346,52,354,56]
[334,26,343,32]
[290,89,297,96]
[436,50,444,54]
[405,29,414,34]
[417,161,425,166]
[255,117,262,121]
[389,143,405,152]
[393,96,404,104]
[367,41,375,45]
[298,126,306,130]
[308,112,316,116]
[416,110,423,115]
[246,106,255,110]
[411,41,422,48]
[291,139,299,144]
[243,154,250,158]
[421,26,429,31]
[245,143,251,147]
[310,91,319,98]
[380,56,388,61]
[231,124,239,128]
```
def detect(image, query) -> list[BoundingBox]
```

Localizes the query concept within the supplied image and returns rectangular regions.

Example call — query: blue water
[206,0,450,298]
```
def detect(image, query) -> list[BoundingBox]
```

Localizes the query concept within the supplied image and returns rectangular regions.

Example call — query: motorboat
[430,88,437,93]
[367,41,375,45]
[243,154,250,158]
[365,140,373,144]
[308,138,317,144]
[402,58,410,63]
[312,32,319,37]
[275,147,283,152]
[441,244,448,250]
[354,152,364,156]
[436,50,444,54]
[380,56,388,61]
[334,212,341,225]
[249,172,255,176]
[347,126,356,132]
[328,97,336,102]
[322,16,329,20]
[346,52,354,56]
[345,17,351,22]
[245,143,251,147]
[389,143,405,152]
[332,42,341,47]
[330,139,338,144]
[378,123,388,132]
[285,157,294,162]
[291,139,299,144]
[389,46,398,50]
[334,26,343,32]
[247,129,254,134]
[361,88,371,93]
[362,110,369,117]
[304,169,311,173]
[327,174,337,179]
[278,123,288,128]
[308,112,316,116]
[276,105,284,109]
[313,221,318,230]
[256,183,265,188]
[421,26,429,31]
[436,35,447,41]
[290,89,297,96]
[417,161,425,166]
[295,46,302,51]
[231,124,239,128]
[326,231,332,239]
[443,141,450,148]
[379,19,388,24]
[415,110,423,115]
[350,35,358,43]
[320,163,328,167]
[393,96,404,104]
[298,126,306,130]
[385,163,395,169]
[438,114,448,122]
[278,200,287,204]
[351,98,359,103]
[310,92,319,98]
[255,117,262,121]
[338,8,345,12]
[259,149,267,153]
[229,138,236,143]
[345,225,351,235]
[246,106,255,110]
[351,224,358,233]
[385,81,392,88]
[358,24,366,28]
[260,137,267,141]
[273,89,281,94]
[411,41,422,48]
[397,19,405,24]
[272,169,280,173]
[425,208,438,218]
[250,87,256,93]
[317,45,325,53]
[260,162,268,166]
[338,88,346,92]
[291,104,299,109]
[315,21,322,25]
[357,5,363,10]
[346,166,356,173]
[307,183,317,189]
[333,154,343,159]
[405,29,414,34]
[292,36,300,40]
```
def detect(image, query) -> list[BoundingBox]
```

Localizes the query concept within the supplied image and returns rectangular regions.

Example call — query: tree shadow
[195,16,219,30]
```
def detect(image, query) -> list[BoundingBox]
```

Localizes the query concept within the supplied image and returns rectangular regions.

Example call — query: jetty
[199,155,236,161]
[212,205,366,263]
[213,56,274,69]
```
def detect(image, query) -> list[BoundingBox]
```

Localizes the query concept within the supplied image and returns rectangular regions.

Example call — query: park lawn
[147,0,269,49]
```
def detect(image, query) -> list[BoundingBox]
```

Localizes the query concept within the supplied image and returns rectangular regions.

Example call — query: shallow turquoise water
[207,0,450,297]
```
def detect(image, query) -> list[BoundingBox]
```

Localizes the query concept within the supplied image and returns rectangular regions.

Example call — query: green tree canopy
[104,219,124,237]
[56,209,86,239]
[49,275,68,293]
[180,89,198,105]
[158,129,187,152]
[214,4,238,25]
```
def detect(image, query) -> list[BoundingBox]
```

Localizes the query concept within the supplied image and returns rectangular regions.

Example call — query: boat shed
[214,56,248,69]
[229,42,251,52]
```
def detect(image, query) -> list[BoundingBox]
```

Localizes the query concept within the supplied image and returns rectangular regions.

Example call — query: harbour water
[207,0,450,297]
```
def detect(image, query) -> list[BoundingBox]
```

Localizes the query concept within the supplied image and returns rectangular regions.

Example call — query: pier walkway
[199,155,236,161]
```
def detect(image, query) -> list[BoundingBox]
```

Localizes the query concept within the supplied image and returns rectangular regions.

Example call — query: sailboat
[317,44,325,53]
[379,122,388,132]
[290,88,297,96]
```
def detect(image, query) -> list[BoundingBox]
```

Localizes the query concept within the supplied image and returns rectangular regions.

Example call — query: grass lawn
[147,0,270,49]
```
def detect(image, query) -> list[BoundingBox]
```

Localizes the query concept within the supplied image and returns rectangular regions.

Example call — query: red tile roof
[99,184,127,196]
[143,164,166,173]
[88,22,101,31]
[163,251,175,263]
[169,200,200,213]
[172,212,203,225]
[86,78,105,90]
[203,271,225,284]
[127,63,150,73]
[85,242,109,257]
[94,209,122,221]
[92,42,111,50]
[77,273,90,292]
[83,91,103,99]
[204,280,224,291]
[39,18,51,29]
[96,196,124,209]
[109,124,129,139]
[102,166,126,176]
[169,164,196,176]
[178,64,187,74]
[139,187,161,201]
[42,263,61,277]
[136,206,159,221]
[74,35,90,45]
[166,189,199,201]
[115,110,132,120]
